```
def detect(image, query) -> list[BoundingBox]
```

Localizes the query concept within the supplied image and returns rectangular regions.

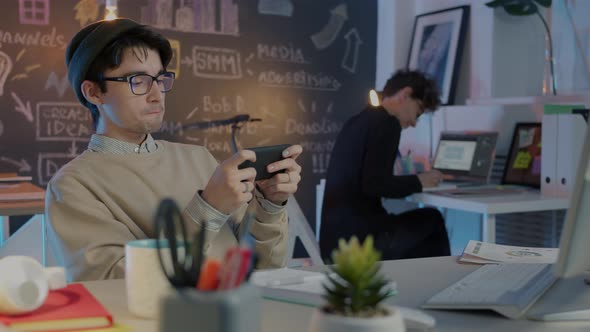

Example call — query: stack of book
[0,283,120,331]
[0,173,45,202]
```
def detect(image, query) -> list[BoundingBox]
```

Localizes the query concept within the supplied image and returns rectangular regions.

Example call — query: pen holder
[159,283,261,332]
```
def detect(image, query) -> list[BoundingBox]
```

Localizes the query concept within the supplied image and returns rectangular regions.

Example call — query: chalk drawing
[312,153,330,174]
[257,0,293,17]
[258,70,341,91]
[10,92,33,122]
[296,99,333,114]
[175,4,194,31]
[19,0,50,25]
[186,106,199,120]
[45,72,69,97]
[0,52,13,96]
[190,46,242,79]
[16,49,26,62]
[257,43,307,64]
[0,156,32,172]
[37,153,74,185]
[74,0,100,27]
[140,0,239,35]
[36,102,92,141]
[311,4,347,50]
[341,28,363,73]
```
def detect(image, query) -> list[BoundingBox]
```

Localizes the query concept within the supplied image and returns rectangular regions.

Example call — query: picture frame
[407,6,469,105]
[502,122,542,188]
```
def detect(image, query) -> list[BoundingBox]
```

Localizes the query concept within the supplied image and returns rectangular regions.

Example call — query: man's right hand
[417,170,444,188]
[201,150,257,215]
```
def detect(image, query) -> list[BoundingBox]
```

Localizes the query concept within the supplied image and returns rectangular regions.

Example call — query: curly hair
[381,69,441,112]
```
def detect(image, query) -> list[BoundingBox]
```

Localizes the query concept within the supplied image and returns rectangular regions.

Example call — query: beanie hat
[65,18,142,106]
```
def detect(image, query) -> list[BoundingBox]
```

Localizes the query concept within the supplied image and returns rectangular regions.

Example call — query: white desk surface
[82,256,590,332]
[410,190,569,214]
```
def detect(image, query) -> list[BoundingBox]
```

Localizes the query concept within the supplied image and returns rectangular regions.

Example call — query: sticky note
[513,151,532,169]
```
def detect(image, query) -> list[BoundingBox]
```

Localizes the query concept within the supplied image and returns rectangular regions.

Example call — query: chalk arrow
[10,91,33,122]
[0,156,32,172]
[310,4,348,50]
[341,28,363,73]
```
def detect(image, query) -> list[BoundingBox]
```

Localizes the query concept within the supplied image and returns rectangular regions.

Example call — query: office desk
[0,199,46,264]
[409,191,569,243]
[82,256,589,332]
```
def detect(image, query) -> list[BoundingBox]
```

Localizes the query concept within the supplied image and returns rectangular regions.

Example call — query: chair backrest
[286,195,324,266]
[315,179,326,242]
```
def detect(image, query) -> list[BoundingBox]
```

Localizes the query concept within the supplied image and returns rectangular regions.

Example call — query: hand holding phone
[238,144,291,181]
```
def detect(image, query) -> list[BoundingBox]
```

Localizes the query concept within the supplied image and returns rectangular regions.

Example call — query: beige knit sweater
[46,141,288,281]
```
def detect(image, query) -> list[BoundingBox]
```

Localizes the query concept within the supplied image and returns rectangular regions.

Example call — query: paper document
[459,240,558,264]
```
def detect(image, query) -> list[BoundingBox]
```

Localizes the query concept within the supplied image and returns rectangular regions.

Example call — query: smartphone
[238,144,291,181]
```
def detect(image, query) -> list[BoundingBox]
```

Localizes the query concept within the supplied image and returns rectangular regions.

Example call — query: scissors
[154,198,206,288]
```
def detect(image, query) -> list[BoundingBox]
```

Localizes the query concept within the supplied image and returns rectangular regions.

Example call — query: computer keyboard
[423,263,557,319]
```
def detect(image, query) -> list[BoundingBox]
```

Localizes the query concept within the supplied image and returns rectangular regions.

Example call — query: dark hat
[65,18,142,106]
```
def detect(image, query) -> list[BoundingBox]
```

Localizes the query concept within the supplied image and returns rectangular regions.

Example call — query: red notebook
[0,283,113,331]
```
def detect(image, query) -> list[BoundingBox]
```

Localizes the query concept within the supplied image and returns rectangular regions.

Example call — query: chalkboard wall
[0,0,377,237]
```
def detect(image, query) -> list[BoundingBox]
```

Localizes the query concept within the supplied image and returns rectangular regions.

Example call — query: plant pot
[307,305,406,332]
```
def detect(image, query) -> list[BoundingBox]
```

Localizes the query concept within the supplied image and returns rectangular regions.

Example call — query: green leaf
[504,3,538,15]
[534,0,551,7]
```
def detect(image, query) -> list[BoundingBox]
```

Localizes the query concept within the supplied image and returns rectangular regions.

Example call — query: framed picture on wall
[407,6,469,105]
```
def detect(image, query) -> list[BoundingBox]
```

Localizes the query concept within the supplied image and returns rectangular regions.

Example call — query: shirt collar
[88,134,159,154]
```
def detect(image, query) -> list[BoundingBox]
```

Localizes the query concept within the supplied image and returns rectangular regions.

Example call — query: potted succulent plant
[308,236,405,332]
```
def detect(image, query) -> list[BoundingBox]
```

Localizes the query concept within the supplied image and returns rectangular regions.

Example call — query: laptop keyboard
[425,263,556,317]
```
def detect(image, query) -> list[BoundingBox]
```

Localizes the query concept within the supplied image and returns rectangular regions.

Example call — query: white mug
[125,239,179,319]
[0,256,49,315]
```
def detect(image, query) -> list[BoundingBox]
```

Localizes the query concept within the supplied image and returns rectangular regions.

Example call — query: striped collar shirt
[88,134,159,154]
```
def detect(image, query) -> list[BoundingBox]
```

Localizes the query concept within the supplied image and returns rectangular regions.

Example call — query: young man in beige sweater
[47,18,303,281]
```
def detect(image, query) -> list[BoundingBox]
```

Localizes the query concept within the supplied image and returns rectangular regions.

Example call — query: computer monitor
[527,121,590,321]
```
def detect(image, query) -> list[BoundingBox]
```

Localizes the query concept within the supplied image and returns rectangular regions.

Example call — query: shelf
[466,94,590,106]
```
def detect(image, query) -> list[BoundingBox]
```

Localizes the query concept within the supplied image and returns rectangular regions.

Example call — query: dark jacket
[320,107,422,258]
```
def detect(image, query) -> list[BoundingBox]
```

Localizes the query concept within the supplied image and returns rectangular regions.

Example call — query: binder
[541,105,588,197]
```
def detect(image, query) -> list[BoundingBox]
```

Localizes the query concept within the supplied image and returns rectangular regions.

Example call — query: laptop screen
[433,140,477,171]
[433,132,498,181]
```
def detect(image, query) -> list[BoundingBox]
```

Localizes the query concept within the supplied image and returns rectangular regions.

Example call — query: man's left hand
[256,144,303,205]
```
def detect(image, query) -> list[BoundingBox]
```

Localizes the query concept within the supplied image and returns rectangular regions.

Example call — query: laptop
[423,132,498,192]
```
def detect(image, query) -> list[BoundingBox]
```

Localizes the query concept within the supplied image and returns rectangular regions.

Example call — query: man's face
[97,47,167,142]
[398,97,424,129]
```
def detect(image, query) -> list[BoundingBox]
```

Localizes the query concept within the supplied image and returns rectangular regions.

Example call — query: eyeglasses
[102,71,175,95]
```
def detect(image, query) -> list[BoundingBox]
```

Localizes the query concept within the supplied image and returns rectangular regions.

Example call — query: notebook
[0,283,113,331]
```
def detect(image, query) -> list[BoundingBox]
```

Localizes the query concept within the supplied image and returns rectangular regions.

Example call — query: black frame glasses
[102,71,175,96]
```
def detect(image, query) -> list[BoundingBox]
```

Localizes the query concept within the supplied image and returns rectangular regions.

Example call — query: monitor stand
[527,275,590,321]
